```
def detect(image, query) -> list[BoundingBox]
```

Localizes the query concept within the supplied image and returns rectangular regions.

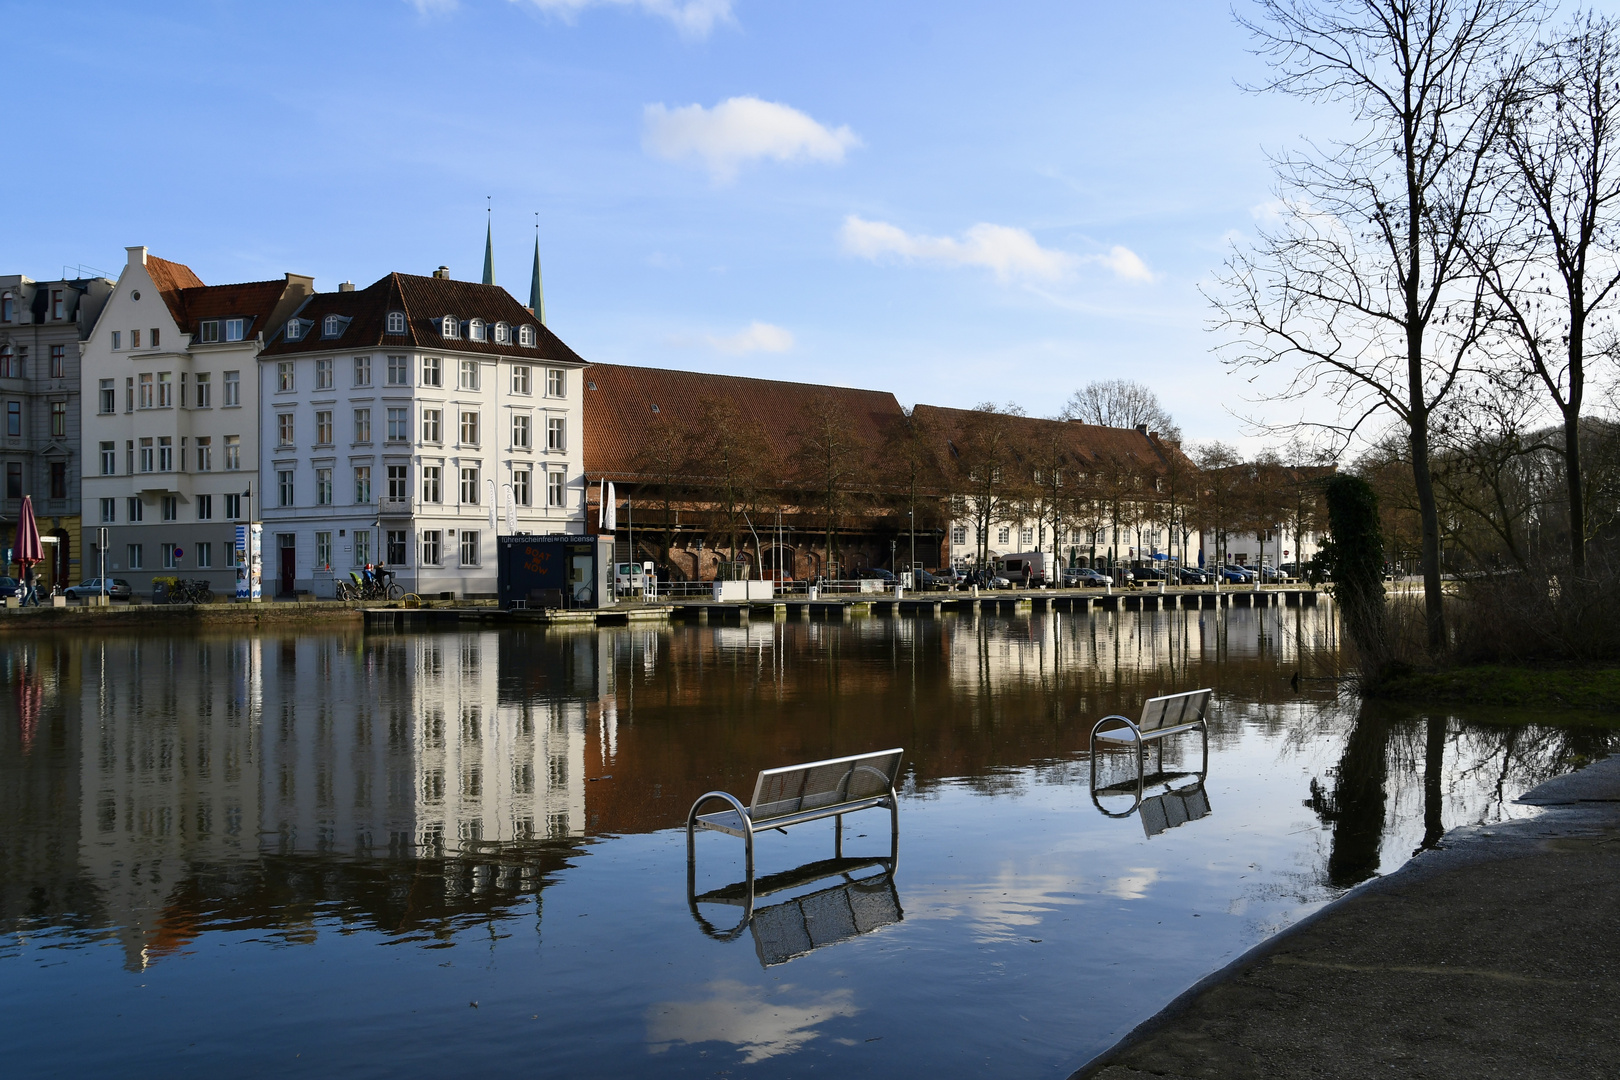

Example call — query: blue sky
[7,0,1348,447]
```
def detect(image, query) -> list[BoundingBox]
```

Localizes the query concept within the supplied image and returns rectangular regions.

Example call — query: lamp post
[908,509,915,586]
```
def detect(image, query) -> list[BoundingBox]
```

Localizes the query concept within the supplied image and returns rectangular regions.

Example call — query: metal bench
[688,854,902,967]
[1089,689,1213,789]
[686,748,904,881]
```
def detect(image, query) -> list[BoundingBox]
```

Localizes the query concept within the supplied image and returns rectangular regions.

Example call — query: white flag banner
[605,481,618,532]
[597,478,607,530]
[504,485,517,534]
[487,479,497,531]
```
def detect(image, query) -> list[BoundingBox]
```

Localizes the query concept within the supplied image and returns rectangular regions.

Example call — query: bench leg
[744,827,755,883]
[834,813,843,858]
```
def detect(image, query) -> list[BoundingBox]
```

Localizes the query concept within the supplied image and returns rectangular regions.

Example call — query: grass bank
[1375,663,1620,713]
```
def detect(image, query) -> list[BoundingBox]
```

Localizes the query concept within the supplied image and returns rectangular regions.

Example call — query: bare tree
[1062,379,1182,443]
[878,408,947,576]
[1194,442,1245,568]
[1216,0,1537,652]
[951,404,1027,569]
[1472,14,1620,575]
[789,393,868,577]
[691,396,775,578]
[634,412,690,577]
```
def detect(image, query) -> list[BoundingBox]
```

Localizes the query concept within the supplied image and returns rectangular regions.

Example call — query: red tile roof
[143,255,205,326]
[912,403,1189,473]
[260,273,583,364]
[583,363,906,481]
[139,254,297,339]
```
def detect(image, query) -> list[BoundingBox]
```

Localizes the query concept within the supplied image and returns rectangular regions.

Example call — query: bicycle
[345,571,403,601]
[169,579,214,605]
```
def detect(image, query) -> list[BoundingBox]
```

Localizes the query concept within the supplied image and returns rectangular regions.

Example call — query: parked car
[1258,564,1287,582]
[64,578,133,600]
[1177,567,1208,584]
[853,567,897,583]
[0,576,19,599]
[1216,566,1250,584]
[1134,566,1168,582]
[1223,564,1256,583]
[933,567,969,587]
[1065,567,1113,587]
[915,569,950,590]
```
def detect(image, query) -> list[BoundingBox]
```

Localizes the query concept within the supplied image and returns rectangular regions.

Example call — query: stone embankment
[1071,756,1620,1080]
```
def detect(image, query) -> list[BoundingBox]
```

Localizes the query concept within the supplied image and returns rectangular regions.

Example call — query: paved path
[1071,756,1620,1080]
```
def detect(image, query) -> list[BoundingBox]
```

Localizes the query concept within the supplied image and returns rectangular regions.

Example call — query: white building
[255,268,588,598]
[79,247,313,595]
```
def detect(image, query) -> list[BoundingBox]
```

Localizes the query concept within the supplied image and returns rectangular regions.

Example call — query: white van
[998,552,1048,585]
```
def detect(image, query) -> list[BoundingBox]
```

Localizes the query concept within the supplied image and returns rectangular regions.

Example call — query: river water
[0,606,1612,1078]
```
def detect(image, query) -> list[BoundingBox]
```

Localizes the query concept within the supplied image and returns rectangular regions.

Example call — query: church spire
[481,204,496,286]
[529,216,546,324]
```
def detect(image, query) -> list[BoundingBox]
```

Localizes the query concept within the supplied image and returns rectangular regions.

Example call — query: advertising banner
[234,523,262,601]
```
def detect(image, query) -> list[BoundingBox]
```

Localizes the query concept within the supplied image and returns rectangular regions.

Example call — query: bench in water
[686,748,904,880]
[1089,689,1213,789]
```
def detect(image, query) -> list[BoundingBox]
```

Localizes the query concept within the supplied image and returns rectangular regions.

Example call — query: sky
[2,0,1423,451]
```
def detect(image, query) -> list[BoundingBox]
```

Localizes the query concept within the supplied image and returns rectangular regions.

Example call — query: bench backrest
[1138,689,1213,733]
[750,748,905,823]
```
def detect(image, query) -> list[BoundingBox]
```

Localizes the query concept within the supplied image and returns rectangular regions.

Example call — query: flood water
[1,607,1614,1078]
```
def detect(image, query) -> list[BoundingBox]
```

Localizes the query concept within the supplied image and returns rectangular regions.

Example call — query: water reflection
[690,856,903,967]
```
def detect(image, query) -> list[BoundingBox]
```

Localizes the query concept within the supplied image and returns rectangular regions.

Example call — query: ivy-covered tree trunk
[1321,476,1389,681]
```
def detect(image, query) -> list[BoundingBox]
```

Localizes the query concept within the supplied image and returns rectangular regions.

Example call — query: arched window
[441,315,458,338]
[323,314,341,337]
[494,322,509,344]
[518,325,535,347]
[386,311,406,334]
[469,318,485,342]
[286,319,303,341]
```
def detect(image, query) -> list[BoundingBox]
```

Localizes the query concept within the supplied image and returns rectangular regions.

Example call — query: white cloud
[840,216,1155,286]
[643,97,860,182]
[706,321,795,354]
[511,0,733,37]
[647,981,857,1064]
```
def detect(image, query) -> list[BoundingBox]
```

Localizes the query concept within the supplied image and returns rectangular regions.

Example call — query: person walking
[20,565,37,607]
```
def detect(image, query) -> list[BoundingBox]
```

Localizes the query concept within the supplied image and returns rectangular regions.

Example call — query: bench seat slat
[1094,721,1205,744]
[695,793,895,837]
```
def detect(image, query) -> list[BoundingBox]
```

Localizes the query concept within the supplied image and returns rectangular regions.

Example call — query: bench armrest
[688,790,752,834]
[1090,715,1139,741]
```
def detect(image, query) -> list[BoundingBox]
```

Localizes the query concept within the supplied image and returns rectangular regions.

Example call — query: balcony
[377,496,412,517]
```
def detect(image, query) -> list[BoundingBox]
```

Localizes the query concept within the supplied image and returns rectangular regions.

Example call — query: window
[422,530,442,566]
[0,292,10,322]
[111,331,121,350]
[5,462,20,498]
[4,401,17,436]
[100,442,115,475]
[460,466,479,504]
[316,357,333,389]
[503,363,529,395]
[353,355,371,386]
[513,468,530,507]
[1021,527,1034,546]
[353,530,371,566]
[100,498,115,523]
[224,370,240,406]
[158,437,173,472]
[997,527,1011,545]
[158,372,172,407]
[49,345,64,378]
[197,542,213,568]
[386,407,408,441]
[196,436,212,471]
[127,544,143,570]
[386,530,406,565]
[225,318,245,342]
[277,361,294,391]
[163,543,179,569]
[198,320,220,343]
[225,493,241,520]
[441,315,458,338]
[161,496,177,522]
[50,402,65,437]
[422,408,441,443]
[138,373,153,408]
[495,322,509,344]
[460,530,479,566]
[422,356,441,387]
[286,319,303,341]
[354,466,371,504]
[139,438,154,472]
[512,413,530,449]
[197,494,213,520]
[546,368,565,397]
[546,416,566,451]
[51,290,64,320]
[460,358,479,390]
[0,345,12,377]
[131,329,140,348]
[422,465,441,502]
[315,410,333,445]
[278,413,294,447]
[547,470,564,507]
[322,315,342,339]
[125,377,134,412]
[386,311,406,334]
[469,318,485,342]
[125,440,134,474]
[127,496,143,522]
[195,372,211,407]
[151,328,160,347]
[460,410,479,445]
[387,355,408,385]
[278,470,294,507]
[315,532,332,571]
[519,325,535,347]
[315,467,332,505]
[387,464,408,499]
[353,408,371,443]
[49,462,65,499]
[225,435,240,471]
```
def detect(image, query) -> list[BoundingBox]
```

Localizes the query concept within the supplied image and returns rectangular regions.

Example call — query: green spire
[482,218,496,286]
[529,233,545,324]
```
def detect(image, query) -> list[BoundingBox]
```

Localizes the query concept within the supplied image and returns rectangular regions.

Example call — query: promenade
[1073,755,1620,1080]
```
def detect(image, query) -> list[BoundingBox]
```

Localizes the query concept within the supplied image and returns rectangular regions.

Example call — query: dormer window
[225,318,245,341]
[386,311,406,334]
[286,319,304,341]
[518,324,535,347]
[469,318,486,342]
[494,321,509,344]
[197,320,221,343]
[323,314,343,338]
[441,315,458,339]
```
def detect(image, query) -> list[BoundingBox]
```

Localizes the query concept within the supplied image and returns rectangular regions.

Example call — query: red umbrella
[14,494,42,573]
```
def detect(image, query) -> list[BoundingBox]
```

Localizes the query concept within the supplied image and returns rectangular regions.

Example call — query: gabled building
[79,247,313,596]
[0,271,114,588]
[255,267,588,598]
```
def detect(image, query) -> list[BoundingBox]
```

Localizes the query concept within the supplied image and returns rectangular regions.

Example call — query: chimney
[434,266,450,280]
[126,245,148,267]
[338,281,355,292]
[1135,423,1149,434]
